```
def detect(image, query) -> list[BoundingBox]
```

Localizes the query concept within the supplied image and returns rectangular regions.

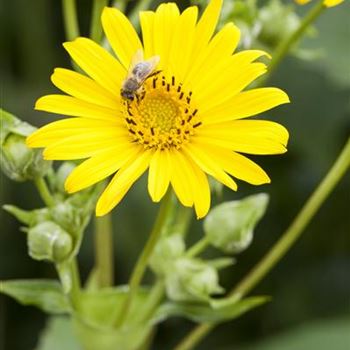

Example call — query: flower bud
[0,109,51,181]
[27,221,73,263]
[165,257,224,302]
[150,234,185,275]
[50,202,84,236]
[53,162,76,194]
[204,194,269,254]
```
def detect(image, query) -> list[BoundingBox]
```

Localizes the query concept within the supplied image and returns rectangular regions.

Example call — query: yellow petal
[191,0,223,61]
[200,87,290,123]
[323,0,344,6]
[26,118,123,147]
[295,0,311,4]
[51,68,119,109]
[148,149,171,202]
[43,133,130,160]
[169,150,194,207]
[196,144,270,185]
[63,38,125,95]
[197,62,267,109]
[140,11,156,58]
[184,22,240,86]
[153,3,180,75]
[65,144,141,193]
[194,50,269,106]
[102,7,143,69]
[182,152,211,219]
[168,6,198,82]
[183,143,237,192]
[35,95,123,122]
[96,149,153,216]
[197,120,289,154]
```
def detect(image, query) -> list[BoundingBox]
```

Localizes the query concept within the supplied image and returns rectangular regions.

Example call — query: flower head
[295,0,344,7]
[27,0,289,218]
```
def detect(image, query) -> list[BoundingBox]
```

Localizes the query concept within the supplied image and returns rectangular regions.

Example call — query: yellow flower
[295,0,344,7]
[27,0,289,218]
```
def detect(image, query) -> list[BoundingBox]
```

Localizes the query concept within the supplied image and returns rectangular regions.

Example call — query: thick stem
[114,189,174,327]
[174,137,350,350]
[137,280,165,324]
[34,177,55,207]
[94,215,114,287]
[90,0,108,43]
[62,0,80,41]
[128,0,153,28]
[68,258,82,307]
[186,237,210,258]
[262,0,325,84]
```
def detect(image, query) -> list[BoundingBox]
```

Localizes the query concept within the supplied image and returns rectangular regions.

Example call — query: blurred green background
[1,1,349,349]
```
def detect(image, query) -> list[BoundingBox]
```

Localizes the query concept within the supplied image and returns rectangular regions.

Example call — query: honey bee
[121,49,160,101]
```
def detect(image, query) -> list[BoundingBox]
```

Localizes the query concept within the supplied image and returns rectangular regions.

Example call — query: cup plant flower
[1,0,349,350]
[26,0,289,218]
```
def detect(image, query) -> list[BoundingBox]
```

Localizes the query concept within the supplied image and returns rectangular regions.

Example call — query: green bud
[27,221,73,263]
[50,202,84,236]
[165,257,224,302]
[53,162,76,194]
[204,194,269,254]
[258,0,301,50]
[0,109,51,181]
[150,234,185,275]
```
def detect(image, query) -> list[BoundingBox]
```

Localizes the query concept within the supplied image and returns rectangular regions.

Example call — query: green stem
[250,0,325,90]
[128,0,153,28]
[114,189,175,327]
[94,215,114,287]
[113,0,128,13]
[186,237,210,258]
[68,258,81,307]
[34,177,55,207]
[90,0,108,43]
[174,137,350,350]
[262,0,325,84]
[62,0,80,41]
[137,280,165,324]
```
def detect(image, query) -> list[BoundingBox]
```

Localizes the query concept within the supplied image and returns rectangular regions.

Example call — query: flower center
[123,76,201,150]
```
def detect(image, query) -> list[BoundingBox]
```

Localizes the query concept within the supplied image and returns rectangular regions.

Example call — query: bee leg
[148,70,162,79]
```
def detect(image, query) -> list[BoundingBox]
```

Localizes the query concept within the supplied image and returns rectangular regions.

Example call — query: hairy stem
[262,0,325,84]
[34,177,55,208]
[114,189,175,327]
[90,0,109,42]
[174,137,350,350]
[62,0,80,41]
[94,215,114,287]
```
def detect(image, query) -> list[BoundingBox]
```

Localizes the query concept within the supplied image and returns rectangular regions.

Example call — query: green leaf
[36,317,80,350]
[241,317,350,350]
[72,287,154,350]
[77,286,150,328]
[0,279,70,314]
[154,296,270,323]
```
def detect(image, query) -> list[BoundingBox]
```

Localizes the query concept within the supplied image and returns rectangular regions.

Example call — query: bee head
[121,89,134,101]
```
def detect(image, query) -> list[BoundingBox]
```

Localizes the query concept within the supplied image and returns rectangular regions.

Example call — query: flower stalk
[114,189,175,327]
[174,136,350,350]
[34,177,55,208]
[62,0,80,41]
[263,0,325,83]
[94,215,114,287]
[90,0,109,42]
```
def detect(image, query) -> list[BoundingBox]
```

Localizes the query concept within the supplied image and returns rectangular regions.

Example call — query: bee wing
[127,49,144,78]
[144,55,160,74]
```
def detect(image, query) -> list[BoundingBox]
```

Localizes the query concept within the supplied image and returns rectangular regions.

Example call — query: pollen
[123,76,201,150]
